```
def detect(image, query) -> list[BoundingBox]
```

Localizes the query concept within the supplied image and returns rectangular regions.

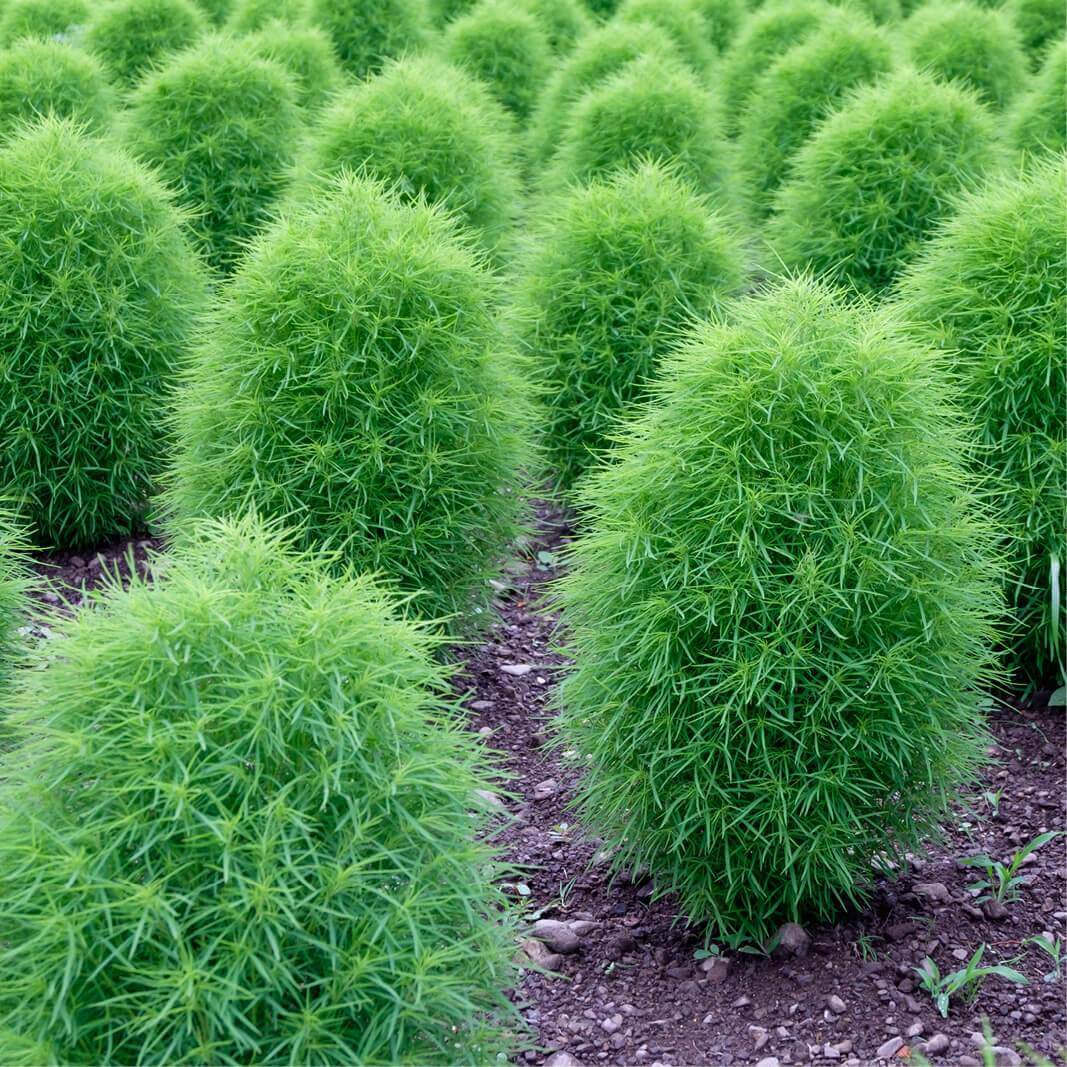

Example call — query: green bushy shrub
[587,0,618,13]
[903,0,1028,109]
[0,37,115,135]
[442,0,553,121]
[836,0,900,23]
[84,0,205,88]
[738,14,894,218]
[292,54,520,260]
[0,118,207,547]
[1009,38,1066,155]
[1005,0,1062,66]
[247,20,342,110]
[0,510,27,688]
[896,159,1066,680]
[768,69,1000,294]
[556,276,1003,942]
[167,175,531,623]
[691,0,747,51]
[192,0,232,22]
[122,38,301,272]
[228,0,307,32]
[0,514,519,1064]
[308,0,430,78]
[526,19,678,167]
[541,53,735,207]
[721,0,831,134]
[615,0,715,75]
[515,162,745,495]
[430,0,589,52]
[0,0,87,45]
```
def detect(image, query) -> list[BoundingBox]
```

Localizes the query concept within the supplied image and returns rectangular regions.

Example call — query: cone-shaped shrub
[246,20,342,110]
[0,37,115,135]
[442,0,553,122]
[541,53,735,207]
[768,69,1000,295]
[615,0,715,75]
[0,0,88,45]
[0,510,28,689]
[896,160,1066,680]
[84,0,205,88]
[1009,37,1066,154]
[721,0,831,134]
[515,162,745,495]
[122,38,300,272]
[228,0,307,32]
[526,19,679,168]
[692,0,746,51]
[556,277,1003,942]
[0,514,520,1063]
[0,119,207,547]
[903,0,1028,109]
[308,0,430,79]
[738,14,894,218]
[167,175,531,623]
[292,55,520,260]
[1005,0,1062,66]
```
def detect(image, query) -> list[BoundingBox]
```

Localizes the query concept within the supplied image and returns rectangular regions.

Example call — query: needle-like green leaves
[309,0,431,79]
[0,509,28,689]
[0,0,88,46]
[1008,38,1066,157]
[245,20,343,111]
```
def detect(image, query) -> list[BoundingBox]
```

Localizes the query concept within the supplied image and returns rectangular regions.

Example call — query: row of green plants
[0,0,1062,1060]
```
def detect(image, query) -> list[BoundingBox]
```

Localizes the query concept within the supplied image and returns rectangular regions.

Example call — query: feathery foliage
[737,13,893,218]
[227,0,307,32]
[837,0,900,23]
[1004,0,1062,66]
[515,162,745,495]
[292,54,520,260]
[691,0,747,51]
[0,0,88,44]
[308,0,430,79]
[526,19,679,168]
[442,0,553,122]
[84,0,205,88]
[0,119,207,547]
[903,0,1028,109]
[896,159,1066,680]
[615,0,715,75]
[556,276,1003,942]
[768,69,1000,295]
[246,20,342,110]
[541,53,735,206]
[167,175,531,625]
[525,0,592,54]
[122,38,301,272]
[1008,37,1066,155]
[0,37,115,135]
[0,509,28,688]
[0,514,520,1064]
[191,0,232,21]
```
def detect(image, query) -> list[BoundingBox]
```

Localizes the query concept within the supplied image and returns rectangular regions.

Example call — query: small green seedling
[915,946,1028,1017]
[1027,934,1063,982]
[960,830,1062,903]
[853,934,880,962]
[982,789,1004,818]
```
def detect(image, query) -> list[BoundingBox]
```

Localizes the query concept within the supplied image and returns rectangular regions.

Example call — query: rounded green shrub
[192,0,232,22]
[0,37,115,135]
[615,0,715,75]
[515,162,745,495]
[247,20,342,110]
[896,159,1066,680]
[0,0,88,45]
[836,0,900,23]
[737,13,894,218]
[1005,0,1062,66]
[903,0,1028,109]
[84,0,205,88]
[768,69,1000,295]
[524,0,592,54]
[692,0,747,51]
[720,0,832,134]
[166,175,531,624]
[308,0,430,79]
[1009,38,1066,155]
[0,118,207,547]
[227,0,307,33]
[525,18,679,167]
[292,54,520,260]
[556,276,1003,942]
[122,38,301,272]
[0,514,519,1064]
[586,0,618,13]
[541,53,735,208]
[442,0,553,122]
[0,509,28,688]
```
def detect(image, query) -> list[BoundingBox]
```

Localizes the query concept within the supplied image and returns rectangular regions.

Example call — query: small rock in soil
[501,663,534,676]
[533,778,558,800]
[568,919,598,936]
[876,1036,905,1060]
[922,1034,949,1055]
[827,994,847,1014]
[533,919,581,955]
[544,1054,581,1067]
[983,898,1010,920]
[773,923,811,958]
[700,956,730,982]
[912,881,951,904]
[755,1058,780,1067]
[520,938,563,972]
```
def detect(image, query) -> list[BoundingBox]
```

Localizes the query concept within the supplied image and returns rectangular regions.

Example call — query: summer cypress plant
[836,0,900,23]
[429,0,589,52]
[227,0,307,32]
[768,68,1001,295]
[615,0,715,76]
[1004,0,1062,66]
[0,514,520,1064]
[515,162,745,495]
[1008,37,1066,155]
[291,54,521,261]
[0,509,27,689]
[308,0,430,79]
[83,0,206,88]
[122,37,301,272]
[556,276,1004,943]
[192,0,232,22]
[167,175,532,624]
[738,13,893,218]
[246,19,342,110]
[691,0,746,52]
[0,118,207,547]
[0,0,88,44]
[0,37,115,135]
[896,159,1066,681]
[442,0,553,122]
[903,0,1028,109]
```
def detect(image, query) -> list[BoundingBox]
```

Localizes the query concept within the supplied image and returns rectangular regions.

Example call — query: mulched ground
[26,504,1067,1066]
